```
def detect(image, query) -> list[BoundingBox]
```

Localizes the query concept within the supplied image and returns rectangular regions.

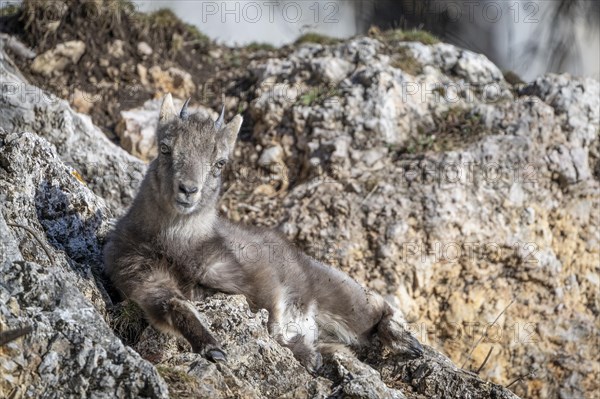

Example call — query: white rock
[312,57,353,83]
[116,98,215,161]
[31,40,85,76]
[454,49,503,85]
[258,145,284,168]
[107,39,125,58]
[137,41,153,56]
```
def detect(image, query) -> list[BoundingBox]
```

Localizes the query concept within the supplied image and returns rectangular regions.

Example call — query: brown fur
[104,94,423,372]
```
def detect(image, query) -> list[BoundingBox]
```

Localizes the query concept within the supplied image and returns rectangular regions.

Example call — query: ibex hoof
[303,351,323,374]
[310,352,323,374]
[389,333,424,359]
[207,348,227,363]
[379,316,425,359]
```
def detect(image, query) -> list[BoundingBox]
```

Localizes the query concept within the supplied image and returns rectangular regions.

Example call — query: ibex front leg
[130,269,226,361]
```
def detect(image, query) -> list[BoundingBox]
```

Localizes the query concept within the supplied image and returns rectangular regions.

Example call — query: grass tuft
[0,3,20,17]
[295,32,340,46]
[298,86,340,106]
[137,8,210,49]
[381,29,439,45]
[109,300,147,346]
[156,365,201,398]
[401,107,488,154]
[390,46,422,75]
[245,42,277,52]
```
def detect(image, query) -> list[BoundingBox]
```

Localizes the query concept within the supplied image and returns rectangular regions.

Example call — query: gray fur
[104,93,423,371]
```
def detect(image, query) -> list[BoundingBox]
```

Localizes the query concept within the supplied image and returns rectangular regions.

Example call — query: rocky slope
[0,50,520,399]
[1,4,599,398]
[239,38,600,399]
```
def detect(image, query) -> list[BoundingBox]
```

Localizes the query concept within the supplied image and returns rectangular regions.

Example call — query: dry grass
[295,32,340,46]
[109,300,147,346]
[398,107,488,155]
[156,365,201,399]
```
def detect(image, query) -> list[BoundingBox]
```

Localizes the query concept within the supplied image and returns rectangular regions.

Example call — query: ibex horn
[180,97,191,119]
[215,105,225,130]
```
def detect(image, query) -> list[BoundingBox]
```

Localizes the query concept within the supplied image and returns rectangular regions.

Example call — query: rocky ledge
[1,22,598,399]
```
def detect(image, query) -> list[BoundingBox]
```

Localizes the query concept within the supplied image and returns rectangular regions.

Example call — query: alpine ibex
[104,94,423,372]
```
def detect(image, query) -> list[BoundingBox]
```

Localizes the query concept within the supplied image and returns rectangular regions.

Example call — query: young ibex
[104,94,423,372]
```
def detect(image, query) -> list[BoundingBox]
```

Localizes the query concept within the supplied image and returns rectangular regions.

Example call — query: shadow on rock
[34,178,114,301]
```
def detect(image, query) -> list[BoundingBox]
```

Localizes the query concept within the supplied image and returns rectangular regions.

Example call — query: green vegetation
[298,86,340,106]
[405,132,436,154]
[382,29,439,45]
[245,42,277,52]
[183,22,210,44]
[503,70,525,86]
[156,365,201,397]
[14,1,210,53]
[138,8,210,47]
[156,365,198,385]
[402,108,487,154]
[390,46,422,75]
[433,86,447,97]
[109,300,147,345]
[0,3,20,17]
[295,32,340,46]
[299,88,321,106]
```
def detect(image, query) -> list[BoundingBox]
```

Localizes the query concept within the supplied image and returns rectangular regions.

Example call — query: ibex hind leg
[130,269,226,362]
[281,334,323,374]
[376,303,423,358]
[268,299,322,373]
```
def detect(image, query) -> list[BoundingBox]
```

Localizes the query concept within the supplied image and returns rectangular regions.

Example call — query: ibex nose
[178,182,198,195]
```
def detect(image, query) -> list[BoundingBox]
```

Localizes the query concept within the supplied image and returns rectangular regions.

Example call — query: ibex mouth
[176,200,194,208]
[175,200,196,213]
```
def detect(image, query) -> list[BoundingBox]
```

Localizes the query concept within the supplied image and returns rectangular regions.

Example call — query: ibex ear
[217,115,243,157]
[158,93,177,125]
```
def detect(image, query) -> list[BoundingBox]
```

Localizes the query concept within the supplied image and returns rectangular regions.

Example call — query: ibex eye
[215,159,226,169]
[160,144,171,154]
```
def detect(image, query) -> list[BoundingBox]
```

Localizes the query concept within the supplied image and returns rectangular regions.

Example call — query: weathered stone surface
[30,40,85,76]
[1,31,597,399]
[0,131,168,399]
[244,37,599,398]
[107,40,125,59]
[148,65,196,99]
[134,294,334,398]
[0,51,146,215]
[0,33,36,60]
[137,42,153,57]
[0,117,516,399]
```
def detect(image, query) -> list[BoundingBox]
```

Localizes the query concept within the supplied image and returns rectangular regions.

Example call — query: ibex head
[155,93,242,215]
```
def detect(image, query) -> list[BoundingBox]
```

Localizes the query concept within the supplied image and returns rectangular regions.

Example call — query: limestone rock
[116,98,216,161]
[149,65,196,99]
[0,33,36,59]
[30,40,85,76]
[107,39,125,58]
[246,36,599,399]
[1,48,146,215]
[0,131,168,399]
[258,145,285,169]
[311,57,354,83]
[70,88,94,114]
[1,30,598,399]
[137,41,153,57]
